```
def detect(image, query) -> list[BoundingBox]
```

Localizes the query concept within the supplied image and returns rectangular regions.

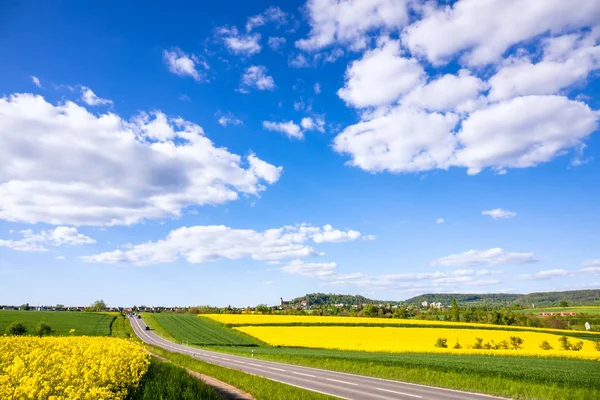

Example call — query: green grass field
[517,306,600,314]
[0,310,115,336]
[126,357,224,400]
[142,313,261,346]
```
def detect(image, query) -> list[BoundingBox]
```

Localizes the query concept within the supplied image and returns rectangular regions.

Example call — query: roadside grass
[0,310,114,336]
[145,345,338,400]
[208,346,600,400]
[142,313,261,346]
[111,313,137,339]
[126,357,224,400]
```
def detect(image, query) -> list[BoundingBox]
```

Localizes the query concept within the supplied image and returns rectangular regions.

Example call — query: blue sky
[1,0,600,307]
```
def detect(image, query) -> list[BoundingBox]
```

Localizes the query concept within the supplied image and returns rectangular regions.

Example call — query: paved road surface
[129,316,507,400]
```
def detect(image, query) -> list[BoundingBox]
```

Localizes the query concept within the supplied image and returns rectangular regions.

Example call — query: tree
[6,322,27,336]
[255,304,271,314]
[56,304,65,309]
[19,303,29,311]
[91,300,107,312]
[559,300,569,308]
[35,322,53,337]
[451,299,460,322]
[362,304,379,318]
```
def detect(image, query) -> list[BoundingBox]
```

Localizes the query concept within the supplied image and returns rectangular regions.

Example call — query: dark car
[137,315,142,319]
[145,326,150,331]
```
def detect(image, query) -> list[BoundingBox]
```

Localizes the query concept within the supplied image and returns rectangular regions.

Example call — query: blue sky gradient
[1,1,599,307]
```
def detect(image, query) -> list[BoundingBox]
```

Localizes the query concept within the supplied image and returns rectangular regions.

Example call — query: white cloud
[216,112,243,127]
[314,82,321,94]
[217,26,261,56]
[288,53,310,68]
[246,6,287,32]
[0,93,281,226]
[312,224,361,243]
[163,48,208,81]
[403,0,600,66]
[80,86,112,106]
[333,105,458,173]
[241,66,275,90]
[296,0,410,51]
[436,218,445,224]
[263,121,303,139]
[55,256,66,260]
[453,95,598,174]
[82,223,360,266]
[520,269,573,281]
[432,248,537,267]
[488,34,600,102]
[482,209,517,219]
[300,117,325,133]
[337,40,425,108]
[268,36,286,51]
[31,76,41,88]
[582,259,600,267]
[401,70,487,113]
[263,280,275,285]
[580,266,600,274]
[0,227,95,252]
[281,259,337,277]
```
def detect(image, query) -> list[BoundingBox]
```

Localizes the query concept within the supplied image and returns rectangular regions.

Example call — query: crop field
[235,325,600,360]
[202,313,600,339]
[0,336,149,399]
[0,310,115,336]
[146,313,260,346]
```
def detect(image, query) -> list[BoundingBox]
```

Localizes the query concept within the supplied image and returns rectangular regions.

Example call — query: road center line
[249,363,262,367]
[291,371,316,378]
[326,378,359,386]
[268,367,286,371]
[376,388,422,398]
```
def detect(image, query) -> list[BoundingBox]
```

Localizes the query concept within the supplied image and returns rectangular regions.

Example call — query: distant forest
[289,289,600,308]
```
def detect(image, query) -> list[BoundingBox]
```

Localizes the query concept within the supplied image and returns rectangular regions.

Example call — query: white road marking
[249,363,262,367]
[292,371,316,378]
[376,388,422,398]
[231,360,246,364]
[268,367,286,371]
[326,378,359,386]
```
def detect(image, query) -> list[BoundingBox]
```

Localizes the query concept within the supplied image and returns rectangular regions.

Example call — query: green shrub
[539,340,553,350]
[594,341,600,351]
[571,341,584,351]
[510,336,524,350]
[472,337,483,349]
[34,322,53,337]
[453,340,462,349]
[558,336,571,350]
[5,322,27,336]
[435,338,448,348]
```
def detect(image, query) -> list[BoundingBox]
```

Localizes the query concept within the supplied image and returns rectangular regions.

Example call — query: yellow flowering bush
[235,326,600,360]
[0,336,149,400]
[203,314,600,337]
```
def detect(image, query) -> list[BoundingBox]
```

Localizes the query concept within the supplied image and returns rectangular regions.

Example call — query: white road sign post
[585,322,591,331]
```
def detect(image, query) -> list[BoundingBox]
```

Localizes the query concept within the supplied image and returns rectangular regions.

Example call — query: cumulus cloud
[241,65,275,90]
[432,248,537,267]
[80,86,112,106]
[520,269,573,280]
[0,227,95,252]
[312,224,361,243]
[281,259,337,277]
[296,0,410,51]
[163,48,208,81]
[314,82,321,94]
[217,26,261,56]
[31,76,41,88]
[246,6,287,32]
[216,112,243,127]
[482,209,517,219]
[263,121,303,139]
[300,117,325,133]
[288,53,310,68]
[403,0,600,66]
[0,93,281,226]
[436,218,445,224]
[82,223,365,266]
[337,40,425,108]
[268,37,286,51]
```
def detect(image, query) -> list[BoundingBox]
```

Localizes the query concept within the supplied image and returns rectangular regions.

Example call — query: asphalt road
[129,316,507,400]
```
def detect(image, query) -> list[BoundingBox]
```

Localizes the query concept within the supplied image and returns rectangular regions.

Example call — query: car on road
[145,326,150,330]
[137,315,141,319]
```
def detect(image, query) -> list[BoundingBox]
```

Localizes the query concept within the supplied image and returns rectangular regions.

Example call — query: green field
[142,313,261,346]
[0,310,115,336]
[517,306,600,315]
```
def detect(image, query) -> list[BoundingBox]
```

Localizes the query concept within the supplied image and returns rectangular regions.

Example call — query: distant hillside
[405,289,600,307]
[288,293,403,307]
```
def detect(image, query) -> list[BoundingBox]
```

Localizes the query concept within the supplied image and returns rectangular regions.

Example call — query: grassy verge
[207,346,600,400]
[111,313,137,339]
[126,357,223,400]
[146,345,338,400]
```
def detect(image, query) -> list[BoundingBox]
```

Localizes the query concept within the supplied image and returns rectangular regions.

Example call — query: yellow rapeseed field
[235,326,600,360]
[203,314,600,337]
[0,336,149,400]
